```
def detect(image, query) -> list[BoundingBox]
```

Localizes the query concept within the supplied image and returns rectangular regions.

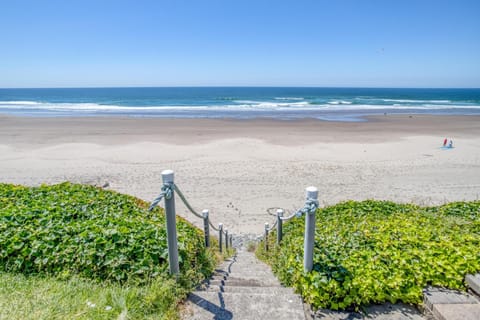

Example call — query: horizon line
[1,85,480,90]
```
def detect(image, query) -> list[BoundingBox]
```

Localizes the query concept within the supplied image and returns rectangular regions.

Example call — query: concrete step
[432,304,480,320]
[202,285,295,295]
[208,278,282,287]
[314,303,425,319]
[210,273,280,282]
[466,274,480,296]
[183,291,305,320]
[423,287,480,320]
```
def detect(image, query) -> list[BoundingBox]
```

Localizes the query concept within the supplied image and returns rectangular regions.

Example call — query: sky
[0,0,479,88]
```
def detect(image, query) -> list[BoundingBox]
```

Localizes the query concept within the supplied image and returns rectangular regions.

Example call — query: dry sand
[1,114,479,234]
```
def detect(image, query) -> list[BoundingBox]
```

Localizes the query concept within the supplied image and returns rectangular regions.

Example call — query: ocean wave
[1,100,480,114]
[317,104,480,111]
[382,99,452,103]
[327,100,352,105]
[274,97,305,100]
[0,101,42,105]
[233,100,310,108]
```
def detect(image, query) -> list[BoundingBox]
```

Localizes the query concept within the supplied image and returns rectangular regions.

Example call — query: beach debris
[102,181,110,188]
[105,306,113,311]
[86,301,96,308]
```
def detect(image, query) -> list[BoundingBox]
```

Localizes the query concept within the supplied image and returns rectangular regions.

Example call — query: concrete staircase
[181,248,480,320]
[181,248,306,320]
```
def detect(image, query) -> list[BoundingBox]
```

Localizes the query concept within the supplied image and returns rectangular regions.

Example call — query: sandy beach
[1,115,479,234]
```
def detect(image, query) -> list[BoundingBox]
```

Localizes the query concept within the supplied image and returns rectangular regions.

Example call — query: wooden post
[202,209,210,248]
[277,209,283,245]
[304,186,318,272]
[264,222,269,251]
[218,223,223,253]
[162,170,179,275]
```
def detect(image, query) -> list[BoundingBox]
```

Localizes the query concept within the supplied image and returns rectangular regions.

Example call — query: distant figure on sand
[443,138,448,147]
[448,140,453,148]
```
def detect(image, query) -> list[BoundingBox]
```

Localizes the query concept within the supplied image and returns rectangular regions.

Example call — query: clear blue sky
[1,0,479,88]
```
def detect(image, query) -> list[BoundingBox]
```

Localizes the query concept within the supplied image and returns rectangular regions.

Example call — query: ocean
[1,87,479,121]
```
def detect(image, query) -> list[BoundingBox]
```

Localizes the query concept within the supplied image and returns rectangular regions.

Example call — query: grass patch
[257,200,480,311]
[0,182,225,319]
[0,273,184,319]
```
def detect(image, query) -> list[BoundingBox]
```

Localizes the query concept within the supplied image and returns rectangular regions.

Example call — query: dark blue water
[1,87,479,121]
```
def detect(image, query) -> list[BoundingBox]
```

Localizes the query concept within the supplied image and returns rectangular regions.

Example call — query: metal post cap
[161,170,174,183]
[202,209,209,218]
[276,209,284,216]
[306,186,318,199]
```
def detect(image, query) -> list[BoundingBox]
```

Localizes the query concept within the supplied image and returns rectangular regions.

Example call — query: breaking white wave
[1,100,480,115]
[0,101,42,105]
[382,99,452,103]
[328,100,353,105]
[274,97,305,100]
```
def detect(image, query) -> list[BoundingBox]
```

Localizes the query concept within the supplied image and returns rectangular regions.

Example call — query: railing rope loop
[148,182,175,211]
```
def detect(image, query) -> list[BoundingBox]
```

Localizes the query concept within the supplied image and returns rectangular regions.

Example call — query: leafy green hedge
[0,183,217,284]
[257,200,480,310]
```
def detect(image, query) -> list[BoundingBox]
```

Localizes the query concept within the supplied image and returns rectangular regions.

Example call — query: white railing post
[304,186,318,272]
[218,223,223,253]
[162,170,179,275]
[276,209,284,245]
[202,209,210,248]
[264,222,269,251]
[225,229,229,250]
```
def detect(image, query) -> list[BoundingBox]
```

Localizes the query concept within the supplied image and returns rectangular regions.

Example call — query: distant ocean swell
[1,87,479,121]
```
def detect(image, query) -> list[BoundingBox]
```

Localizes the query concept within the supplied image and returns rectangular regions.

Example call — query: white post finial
[202,209,209,218]
[161,170,174,183]
[306,186,318,199]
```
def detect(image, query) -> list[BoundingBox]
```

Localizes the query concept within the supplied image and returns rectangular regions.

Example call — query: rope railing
[265,219,277,232]
[148,182,175,211]
[208,219,220,231]
[149,170,233,274]
[262,187,319,272]
[173,184,204,219]
[147,169,319,275]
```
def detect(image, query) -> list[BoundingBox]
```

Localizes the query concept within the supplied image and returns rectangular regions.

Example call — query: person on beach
[448,140,453,148]
[443,138,448,146]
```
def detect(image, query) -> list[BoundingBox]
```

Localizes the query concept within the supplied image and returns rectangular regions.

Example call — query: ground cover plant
[0,182,222,319]
[257,200,480,311]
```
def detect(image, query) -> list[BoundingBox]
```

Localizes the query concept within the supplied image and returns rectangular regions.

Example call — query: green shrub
[257,200,480,311]
[0,182,216,284]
